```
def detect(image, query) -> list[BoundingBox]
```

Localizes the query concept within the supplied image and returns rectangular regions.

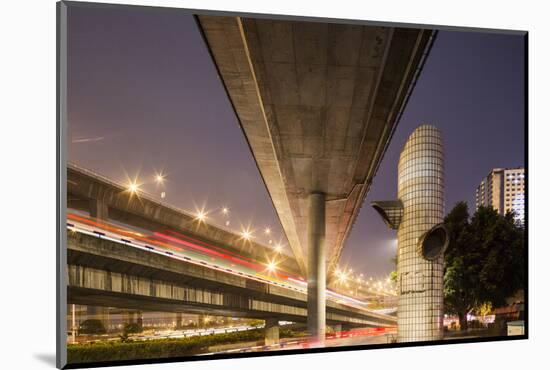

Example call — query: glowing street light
[155,173,165,184]
[275,244,283,253]
[338,272,348,284]
[222,207,229,215]
[267,260,278,273]
[128,182,140,194]
[264,227,271,235]
[195,210,206,222]
[241,229,252,240]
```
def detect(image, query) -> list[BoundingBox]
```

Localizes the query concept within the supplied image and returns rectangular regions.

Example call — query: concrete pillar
[136,310,143,328]
[89,199,108,220]
[86,306,109,332]
[331,324,343,336]
[198,314,207,328]
[307,192,326,343]
[125,310,135,324]
[175,312,183,329]
[71,304,76,343]
[264,318,280,346]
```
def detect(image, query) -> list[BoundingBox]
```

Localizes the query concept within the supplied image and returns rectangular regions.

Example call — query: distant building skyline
[476,167,525,224]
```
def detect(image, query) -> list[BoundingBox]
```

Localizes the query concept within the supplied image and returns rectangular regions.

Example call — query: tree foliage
[78,319,107,335]
[389,255,398,283]
[443,202,525,330]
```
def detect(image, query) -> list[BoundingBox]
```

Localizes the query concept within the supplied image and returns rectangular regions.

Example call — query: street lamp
[267,260,278,273]
[128,182,140,194]
[196,210,206,222]
[241,229,252,240]
[155,173,165,184]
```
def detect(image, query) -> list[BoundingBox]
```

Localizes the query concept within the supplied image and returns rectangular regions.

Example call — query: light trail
[66,212,387,312]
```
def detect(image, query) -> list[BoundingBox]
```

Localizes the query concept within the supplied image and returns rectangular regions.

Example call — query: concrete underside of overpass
[197,16,433,276]
[67,231,396,328]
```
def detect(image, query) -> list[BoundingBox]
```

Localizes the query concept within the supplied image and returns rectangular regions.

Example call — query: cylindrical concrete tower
[396,125,445,342]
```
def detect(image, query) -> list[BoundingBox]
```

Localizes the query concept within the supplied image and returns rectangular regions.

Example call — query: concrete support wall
[397,125,445,342]
[307,193,326,343]
[264,318,280,346]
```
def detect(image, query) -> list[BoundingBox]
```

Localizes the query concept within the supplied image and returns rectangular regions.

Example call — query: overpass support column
[264,318,280,346]
[175,313,183,329]
[125,311,135,325]
[136,310,143,328]
[86,305,109,332]
[330,324,343,337]
[89,199,108,220]
[307,192,326,344]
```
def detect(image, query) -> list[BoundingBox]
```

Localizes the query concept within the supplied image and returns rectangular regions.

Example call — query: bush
[78,319,106,335]
[68,329,264,364]
[68,327,305,364]
[280,327,306,338]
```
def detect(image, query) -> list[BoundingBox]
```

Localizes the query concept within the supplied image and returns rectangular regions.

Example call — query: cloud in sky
[72,136,104,143]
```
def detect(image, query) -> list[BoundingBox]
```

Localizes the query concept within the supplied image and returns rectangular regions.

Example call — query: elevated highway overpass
[67,163,301,276]
[197,16,435,339]
[66,164,396,343]
[67,225,396,341]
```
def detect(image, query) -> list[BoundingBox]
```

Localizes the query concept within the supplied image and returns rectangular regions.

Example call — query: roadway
[67,211,385,312]
[201,327,397,355]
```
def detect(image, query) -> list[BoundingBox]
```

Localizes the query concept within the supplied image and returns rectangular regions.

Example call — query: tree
[443,202,477,331]
[78,319,106,335]
[389,255,398,283]
[443,202,524,330]
[470,207,525,307]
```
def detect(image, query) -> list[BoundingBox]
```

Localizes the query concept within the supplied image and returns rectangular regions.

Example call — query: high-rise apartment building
[475,167,525,224]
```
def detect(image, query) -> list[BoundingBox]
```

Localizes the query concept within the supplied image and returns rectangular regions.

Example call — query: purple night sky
[67,5,525,278]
